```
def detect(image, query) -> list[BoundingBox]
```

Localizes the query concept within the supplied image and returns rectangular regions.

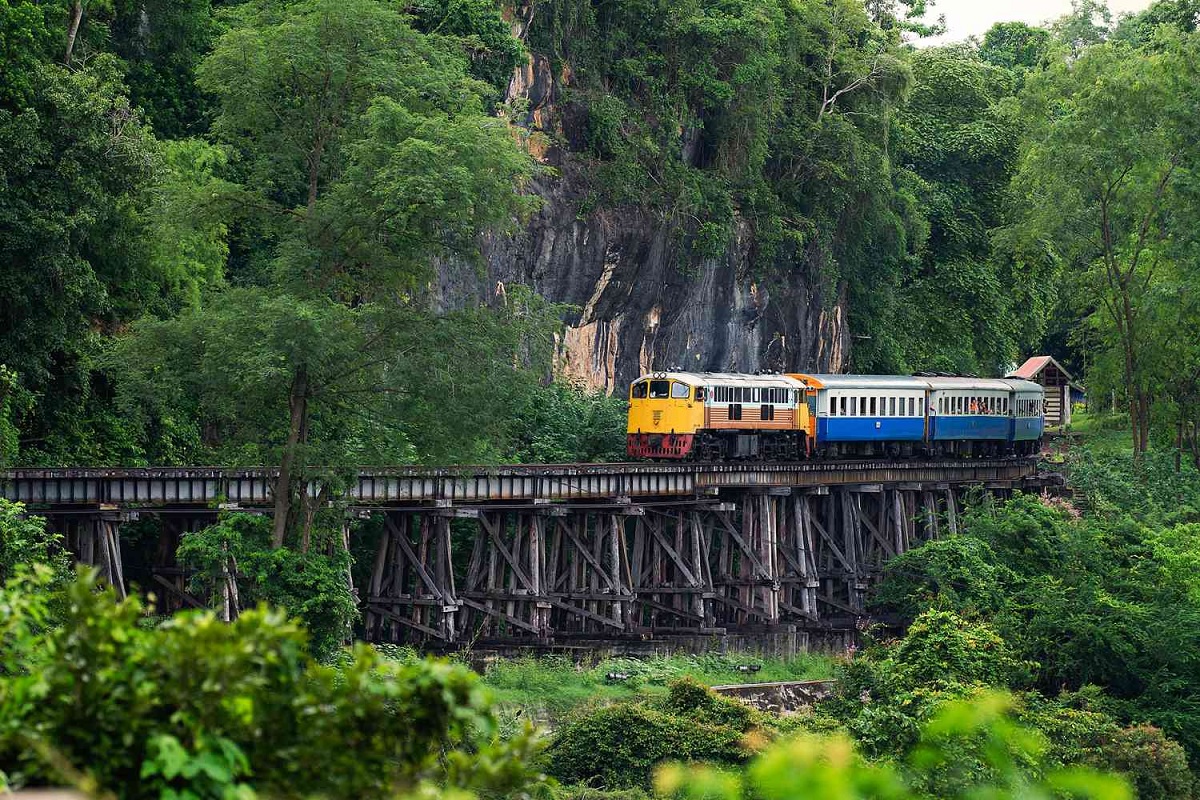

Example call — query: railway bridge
[1,459,1057,647]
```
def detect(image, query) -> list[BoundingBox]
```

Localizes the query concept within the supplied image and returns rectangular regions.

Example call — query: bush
[548,702,748,789]
[657,692,1134,800]
[176,513,357,660]
[873,536,1016,621]
[0,499,71,586]
[0,569,546,799]
[1099,725,1196,800]
[546,679,763,789]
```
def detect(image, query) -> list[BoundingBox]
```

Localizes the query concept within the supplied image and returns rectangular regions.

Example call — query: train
[626,372,1045,461]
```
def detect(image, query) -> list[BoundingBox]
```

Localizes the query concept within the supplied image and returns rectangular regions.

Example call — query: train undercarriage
[628,429,1042,462]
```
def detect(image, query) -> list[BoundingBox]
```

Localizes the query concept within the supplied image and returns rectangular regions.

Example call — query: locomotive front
[626,373,706,459]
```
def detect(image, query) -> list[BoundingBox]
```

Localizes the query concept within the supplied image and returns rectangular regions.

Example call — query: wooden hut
[1006,355,1083,428]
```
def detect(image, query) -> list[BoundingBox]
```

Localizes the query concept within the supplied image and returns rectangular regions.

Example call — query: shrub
[658,692,1134,800]
[0,499,70,586]
[663,677,755,730]
[873,536,1016,621]
[1099,725,1196,800]
[0,569,545,799]
[547,681,758,790]
[176,513,357,660]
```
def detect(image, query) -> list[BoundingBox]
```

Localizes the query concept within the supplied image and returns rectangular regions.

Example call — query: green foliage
[407,0,524,94]
[0,366,19,467]
[508,382,628,464]
[176,513,357,661]
[1004,32,1200,451]
[107,0,216,138]
[198,0,534,297]
[657,692,1132,800]
[0,499,71,587]
[0,569,547,798]
[547,680,757,789]
[479,651,834,721]
[892,45,1030,374]
[0,0,65,107]
[825,610,1032,759]
[873,536,1016,620]
[980,22,1052,70]
[869,490,1200,779]
[0,55,160,464]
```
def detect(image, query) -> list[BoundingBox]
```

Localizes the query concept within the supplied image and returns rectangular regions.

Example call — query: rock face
[710,680,836,714]
[439,11,851,393]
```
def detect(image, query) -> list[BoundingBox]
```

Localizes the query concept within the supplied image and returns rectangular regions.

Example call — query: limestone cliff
[439,6,851,393]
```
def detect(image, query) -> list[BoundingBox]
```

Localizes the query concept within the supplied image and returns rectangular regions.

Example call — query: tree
[112,0,537,547]
[108,0,217,138]
[893,46,1026,374]
[1006,38,1200,453]
[1053,0,1114,53]
[979,21,1052,70]
[0,55,161,465]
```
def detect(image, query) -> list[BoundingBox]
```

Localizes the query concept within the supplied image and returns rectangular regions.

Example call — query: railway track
[0,457,1048,507]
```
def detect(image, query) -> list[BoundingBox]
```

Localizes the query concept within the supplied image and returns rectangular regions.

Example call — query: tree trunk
[1176,418,1183,472]
[64,1,84,66]
[272,364,309,549]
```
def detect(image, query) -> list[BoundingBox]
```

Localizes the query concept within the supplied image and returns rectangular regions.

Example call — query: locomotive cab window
[631,381,648,399]
[671,382,690,400]
[649,380,671,399]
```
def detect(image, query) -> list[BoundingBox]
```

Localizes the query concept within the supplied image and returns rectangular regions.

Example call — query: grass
[476,651,837,722]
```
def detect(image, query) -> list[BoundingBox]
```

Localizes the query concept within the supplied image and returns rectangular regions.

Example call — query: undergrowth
[475,651,835,721]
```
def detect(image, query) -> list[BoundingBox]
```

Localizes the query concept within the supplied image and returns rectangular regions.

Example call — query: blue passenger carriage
[926,377,1013,456]
[795,375,929,458]
[1007,379,1045,455]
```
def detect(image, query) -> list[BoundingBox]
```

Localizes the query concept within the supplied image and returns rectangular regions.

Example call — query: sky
[919,0,1156,45]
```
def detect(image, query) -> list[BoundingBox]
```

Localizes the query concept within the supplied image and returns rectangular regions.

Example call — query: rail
[0,458,1044,507]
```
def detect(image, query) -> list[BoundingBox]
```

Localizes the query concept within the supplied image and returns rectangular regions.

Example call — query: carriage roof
[633,372,807,388]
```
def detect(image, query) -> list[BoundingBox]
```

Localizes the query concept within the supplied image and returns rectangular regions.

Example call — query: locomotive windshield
[631,381,648,399]
[649,380,671,399]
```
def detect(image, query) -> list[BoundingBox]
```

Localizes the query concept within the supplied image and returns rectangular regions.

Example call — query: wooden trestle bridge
[1,459,1057,647]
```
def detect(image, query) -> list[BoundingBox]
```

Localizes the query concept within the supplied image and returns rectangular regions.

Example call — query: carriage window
[649,380,671,399]
[729,404,742,420]
[910,397,917,417]
[762,405,774,420]
[632,381,648,399]
[671,382,690,399]
[888,397,896,416]
[867,397,875,416]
